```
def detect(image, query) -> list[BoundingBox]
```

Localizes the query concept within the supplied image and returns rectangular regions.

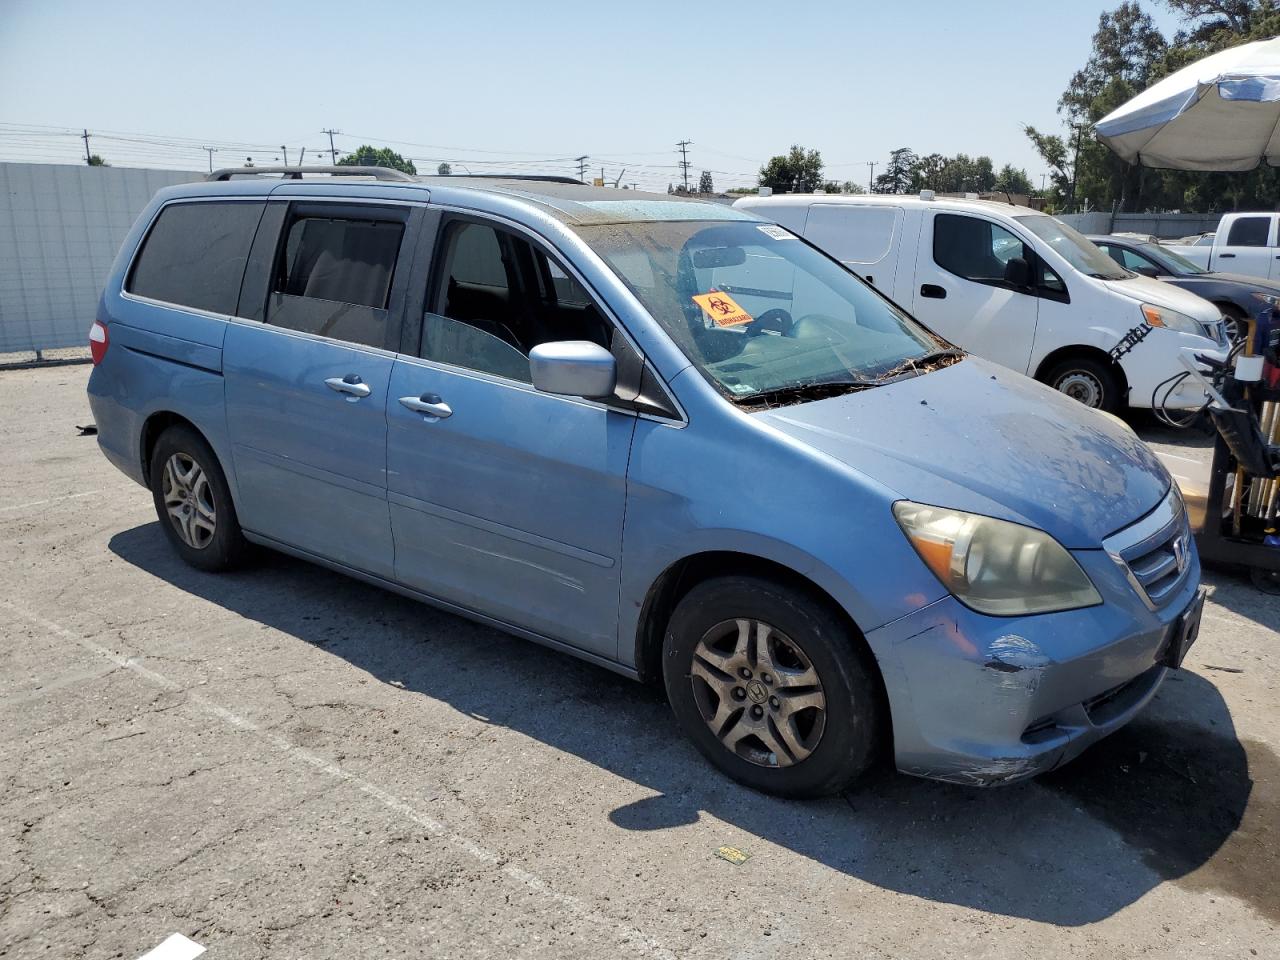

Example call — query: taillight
[89,320,108,365]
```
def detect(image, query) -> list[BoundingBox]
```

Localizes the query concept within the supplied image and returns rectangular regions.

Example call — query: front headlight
[1141,303,1201,335]
[893,502,1102,616]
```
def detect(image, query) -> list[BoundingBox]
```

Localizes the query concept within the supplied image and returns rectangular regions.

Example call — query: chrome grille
[1102,488,1193,610]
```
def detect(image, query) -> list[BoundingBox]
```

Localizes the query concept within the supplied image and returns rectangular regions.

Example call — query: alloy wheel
[689,618,827,768]
[162,452,216,549]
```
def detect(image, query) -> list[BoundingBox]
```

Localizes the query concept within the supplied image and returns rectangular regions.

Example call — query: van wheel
[148,425,247,571]
[662,576,883,798]
[1043,356,1121,412]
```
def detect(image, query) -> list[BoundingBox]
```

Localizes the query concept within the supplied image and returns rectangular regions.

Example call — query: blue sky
[0,0,1184,190]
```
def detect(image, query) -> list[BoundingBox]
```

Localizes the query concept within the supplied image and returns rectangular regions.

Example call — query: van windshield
[573,220,948,402]
[1015,215,1130,280]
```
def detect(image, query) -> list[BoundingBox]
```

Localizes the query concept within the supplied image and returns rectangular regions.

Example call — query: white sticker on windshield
[757,224,795,240]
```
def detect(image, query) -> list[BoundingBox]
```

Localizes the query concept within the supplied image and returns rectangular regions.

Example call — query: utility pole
[677,140,692,192]
[202,147,216,173]
[281,146,289,166]
[323,129,341,164]
[81,129,92,164]
[867,161,876,193]
[297,147,306,166]
[1069,124,1082,211]
[574,155,589,182]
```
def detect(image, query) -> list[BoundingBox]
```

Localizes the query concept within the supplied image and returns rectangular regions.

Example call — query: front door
[911,212,1040,373]
[1215,214,1278,279]
[224,201,413,580]
[386,216,634,658]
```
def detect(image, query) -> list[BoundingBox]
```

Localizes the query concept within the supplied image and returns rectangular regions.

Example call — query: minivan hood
[755,358,1169,549]
[1102,273,1222,324]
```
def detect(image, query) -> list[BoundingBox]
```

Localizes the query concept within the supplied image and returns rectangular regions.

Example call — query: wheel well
[1034,345,1128,396]
[1212,300,1246,319]
[635,551,877,684]
[139,411,200,479]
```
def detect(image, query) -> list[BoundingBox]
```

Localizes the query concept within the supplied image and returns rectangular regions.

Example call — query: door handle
[1219,253,1235,258]
[920,284,947,299]
[325,374,371,398]
[399,393,452,419]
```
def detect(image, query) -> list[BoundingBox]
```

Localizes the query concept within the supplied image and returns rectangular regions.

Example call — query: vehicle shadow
[108,523,1275,927]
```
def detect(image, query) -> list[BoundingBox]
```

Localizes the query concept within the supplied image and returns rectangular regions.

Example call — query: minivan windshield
[1015,215,1130,280]
[574,220,947,401]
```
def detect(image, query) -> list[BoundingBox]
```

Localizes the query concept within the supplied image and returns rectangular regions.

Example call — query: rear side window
[127,201,264,314]
[1226,216,1271,247]
[265,212,404,349]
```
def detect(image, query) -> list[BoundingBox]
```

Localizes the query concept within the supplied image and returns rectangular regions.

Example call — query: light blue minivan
[87,169,1205,796]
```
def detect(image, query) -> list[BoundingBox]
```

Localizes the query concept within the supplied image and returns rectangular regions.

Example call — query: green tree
[698,169,714,193]
[337,145,417,176]
[86,154,108,167]
[993,164,1034,195]
[759,145,824,193]
[437,162,451,175]
[841,180,866,194]
[874,147,917,193]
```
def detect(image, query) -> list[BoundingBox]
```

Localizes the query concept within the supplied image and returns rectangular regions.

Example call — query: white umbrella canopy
[1095,36,1280,171]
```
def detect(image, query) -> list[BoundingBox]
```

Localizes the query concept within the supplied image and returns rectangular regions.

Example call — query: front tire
[662,576,884,798]
[148,425,247,572]
[1043,355,1122,413]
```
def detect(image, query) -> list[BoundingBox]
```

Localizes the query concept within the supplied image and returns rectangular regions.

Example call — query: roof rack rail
[436,174,584,184]
[206,165,416,183]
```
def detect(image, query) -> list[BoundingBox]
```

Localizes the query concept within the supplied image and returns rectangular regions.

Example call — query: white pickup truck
[1163,212,1280,279]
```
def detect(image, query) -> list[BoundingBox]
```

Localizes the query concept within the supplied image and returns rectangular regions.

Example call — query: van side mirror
[529,341,617,398]
[1004,256,1032,289]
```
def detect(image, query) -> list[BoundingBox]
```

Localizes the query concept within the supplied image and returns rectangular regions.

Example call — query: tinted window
[127,201,264,314]
[933,214,1030,283]
[265,213,403,349]
[423,220,613,383]
[1227,216,1270,247]
[1102,245,1158,272]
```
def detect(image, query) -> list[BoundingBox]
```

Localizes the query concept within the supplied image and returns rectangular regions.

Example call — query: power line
[574,155,588,182]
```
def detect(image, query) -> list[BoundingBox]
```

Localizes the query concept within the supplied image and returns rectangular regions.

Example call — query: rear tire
[148,425,247,572]
[1043,355,1122,413]
[662,576,884,798]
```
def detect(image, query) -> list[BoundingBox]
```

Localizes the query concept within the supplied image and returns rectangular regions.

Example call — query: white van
[733,193,1229,412]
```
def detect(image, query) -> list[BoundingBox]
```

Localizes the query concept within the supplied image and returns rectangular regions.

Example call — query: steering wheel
[745,307,794,337]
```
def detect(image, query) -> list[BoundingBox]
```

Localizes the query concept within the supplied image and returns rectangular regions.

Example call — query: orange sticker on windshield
[692,292,753,327]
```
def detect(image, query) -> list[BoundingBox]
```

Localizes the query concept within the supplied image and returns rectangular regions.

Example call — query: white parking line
[1,599,676,960]
[0,490,101,513]
[135,933,205,960]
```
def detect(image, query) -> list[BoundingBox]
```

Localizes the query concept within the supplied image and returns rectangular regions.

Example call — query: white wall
[0,162,202,353]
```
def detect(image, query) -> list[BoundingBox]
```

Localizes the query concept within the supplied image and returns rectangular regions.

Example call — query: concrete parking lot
[2,364,1277,960]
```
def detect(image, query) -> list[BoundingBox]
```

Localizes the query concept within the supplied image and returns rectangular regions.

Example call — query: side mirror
[1135,265,1160,279]
[529,341,617,399]
[1004,256,1032,289]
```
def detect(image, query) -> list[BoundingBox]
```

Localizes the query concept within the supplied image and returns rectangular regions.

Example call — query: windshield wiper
[733,379,877,408]
[871,348,965,383]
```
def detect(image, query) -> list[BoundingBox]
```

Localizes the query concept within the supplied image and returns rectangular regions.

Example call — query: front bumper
[865,539,1201,786]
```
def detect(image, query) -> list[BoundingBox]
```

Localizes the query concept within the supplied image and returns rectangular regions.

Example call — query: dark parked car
[1090,234,1279,342]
